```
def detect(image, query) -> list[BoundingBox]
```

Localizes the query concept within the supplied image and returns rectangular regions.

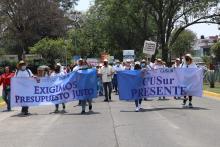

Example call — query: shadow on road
[63,111,101,116]
[120,107,210,113]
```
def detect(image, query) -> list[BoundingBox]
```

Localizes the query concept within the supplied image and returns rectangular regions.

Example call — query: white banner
[10,69,97,107]
[118,68,203,100]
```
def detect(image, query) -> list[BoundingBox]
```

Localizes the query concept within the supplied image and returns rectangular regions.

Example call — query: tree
[171,29,197,57]
[70,0,156,60]
[211,41,220,62]
[146,0,220,62]
[0,0,76,56]
[29,38,73,66]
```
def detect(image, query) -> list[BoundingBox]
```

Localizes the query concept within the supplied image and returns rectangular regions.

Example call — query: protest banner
[117,68,203,100]
[11,69,97,107]
[143,40,156,55]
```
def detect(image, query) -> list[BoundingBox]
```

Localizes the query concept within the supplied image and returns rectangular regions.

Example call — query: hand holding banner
[11,69,97,107]
[117,68,203,100]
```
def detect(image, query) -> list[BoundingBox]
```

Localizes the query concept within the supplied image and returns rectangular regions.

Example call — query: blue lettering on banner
[117,68,203,100]
[11,69,97,107]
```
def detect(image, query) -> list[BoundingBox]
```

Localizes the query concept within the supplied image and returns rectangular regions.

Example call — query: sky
[75,0,220,38]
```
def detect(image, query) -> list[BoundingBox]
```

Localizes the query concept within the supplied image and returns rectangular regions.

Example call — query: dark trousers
[21,107,29,113]
[135,99,142,107]
[2,89,11,110]
[55,103,65,110]
[183,96,192,103]
[103,82,112,100]
[81,99,92,111]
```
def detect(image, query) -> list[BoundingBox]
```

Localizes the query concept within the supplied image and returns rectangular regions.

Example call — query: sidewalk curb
[0,102,5,107]
[204,91,220,100]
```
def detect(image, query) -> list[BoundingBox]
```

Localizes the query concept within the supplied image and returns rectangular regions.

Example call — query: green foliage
[0,0,74,56]
[202,56,212,67]
[171,29,197,57]
[211,41,220,62]
[29,38,73,66]
[0,60,17,74]
[206,70,218,88]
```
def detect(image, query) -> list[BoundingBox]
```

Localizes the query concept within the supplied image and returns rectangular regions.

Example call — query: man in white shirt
[99,59,114,102]
[124,59,134,70]
[172,58,181,68]
[113,60,124,95]
[15,60,34,115]
[154,58,166,100]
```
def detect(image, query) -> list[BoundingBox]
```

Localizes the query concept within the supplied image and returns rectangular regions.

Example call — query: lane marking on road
[148,105,180,130]
[108,102,120,147]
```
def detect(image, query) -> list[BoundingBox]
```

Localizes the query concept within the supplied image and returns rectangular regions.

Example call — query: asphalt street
[0,95,219,147]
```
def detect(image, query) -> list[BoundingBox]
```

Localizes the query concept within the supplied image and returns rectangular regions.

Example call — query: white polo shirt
[99,65,114,83]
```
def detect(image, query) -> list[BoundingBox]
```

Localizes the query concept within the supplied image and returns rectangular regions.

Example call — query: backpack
[15,69,31,77]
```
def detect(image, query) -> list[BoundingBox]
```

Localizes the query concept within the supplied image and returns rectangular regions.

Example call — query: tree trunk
[210,82,215,88]
[161,42,169,63]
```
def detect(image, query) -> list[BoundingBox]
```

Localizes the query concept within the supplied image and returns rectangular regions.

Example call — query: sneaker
[139,105,143,110]
[144,98,147,101]
[54,109,59,113]
[188,103,193,108]
[104,99,109,102]
[61,109,67,113]
[135,107,140,112]
[81,111,86,114]
[24,112,29,115]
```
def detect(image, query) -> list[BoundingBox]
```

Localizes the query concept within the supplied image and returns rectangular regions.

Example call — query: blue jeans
[97,77,103,95]
[112,74,118,93]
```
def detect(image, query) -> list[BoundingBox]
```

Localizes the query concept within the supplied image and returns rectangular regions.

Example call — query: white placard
[143,41,156,55]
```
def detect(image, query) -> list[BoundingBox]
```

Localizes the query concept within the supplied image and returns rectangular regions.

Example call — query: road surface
[0,95,219,147]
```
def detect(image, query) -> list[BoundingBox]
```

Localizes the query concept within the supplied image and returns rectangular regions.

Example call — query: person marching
[51,63,66,113]
[0,66,15,111]
[124,59,134,70]
[172,58,182,100]
[80,60,93,114]
[99,59,114,102]
[154,58,166,100]
[181,54,197,108]
[113,60,124,95]
[15,60,34,115]
[140,59,153,101]
[134,62,143,112]
[73,58,84,106]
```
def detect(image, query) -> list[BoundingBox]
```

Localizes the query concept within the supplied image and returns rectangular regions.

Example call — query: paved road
[0,95,220,147]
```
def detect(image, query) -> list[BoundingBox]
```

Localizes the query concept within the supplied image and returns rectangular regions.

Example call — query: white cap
[126,59,131,62]
[185,54,192,59]
[104,59,108,62]
[176,58,180,61]
[135,61,140,65]
[56,63,61,66]
[141,59,146,62]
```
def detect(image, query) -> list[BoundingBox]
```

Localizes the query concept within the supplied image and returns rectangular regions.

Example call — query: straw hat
[185,54,192,59]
